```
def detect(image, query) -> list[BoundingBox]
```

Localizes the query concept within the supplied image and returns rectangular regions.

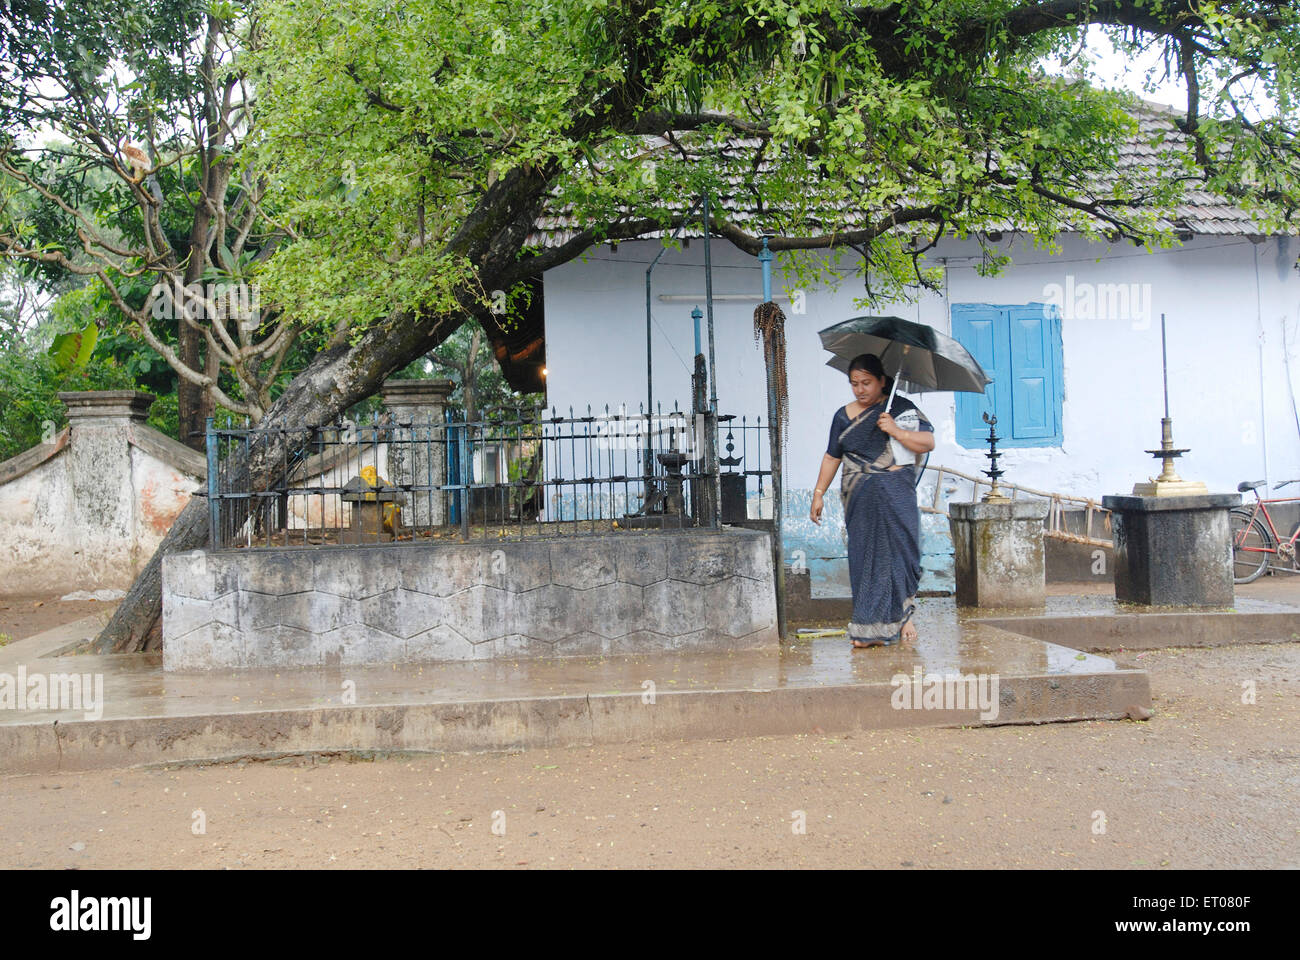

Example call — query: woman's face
[850,370,884,406]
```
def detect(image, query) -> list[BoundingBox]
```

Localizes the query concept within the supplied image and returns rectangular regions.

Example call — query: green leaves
[48,324,99,372]
[187,0,1300,335]
[0,328,139,460]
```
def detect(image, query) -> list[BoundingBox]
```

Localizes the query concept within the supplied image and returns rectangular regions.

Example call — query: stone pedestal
[1101,493,1239,606]
[57,391,156,578]
[381,379,453,528]
[59,390,155,425]
[949,500,1048,608]
[720,473,746,523]
[340,477,403,543]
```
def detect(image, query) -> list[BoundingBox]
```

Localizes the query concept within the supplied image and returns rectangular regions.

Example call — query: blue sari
[826,397,933,643]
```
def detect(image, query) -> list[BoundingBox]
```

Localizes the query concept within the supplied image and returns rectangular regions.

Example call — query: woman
[810,354,935,647]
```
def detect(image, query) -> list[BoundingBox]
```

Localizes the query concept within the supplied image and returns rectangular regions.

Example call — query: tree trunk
[94,163,558,653]
[93,313,458,652]
[96,497,208,653]
[177,330,205,450]
[463,326,481,422]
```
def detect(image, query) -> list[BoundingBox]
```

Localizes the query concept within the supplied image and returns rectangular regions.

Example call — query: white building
[534,108,1300,594]
[544,230,1300,502]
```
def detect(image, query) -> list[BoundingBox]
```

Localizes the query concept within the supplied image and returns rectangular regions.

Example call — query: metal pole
[758,236,786,639]
[1160,312,1170,419]
[460,421,470,540]
[646,252,655,483]
[703,195,721,528]
[766,339,787,641]
[205,417,219,547]
[645,197,704,495]
[1251,246,1272,492]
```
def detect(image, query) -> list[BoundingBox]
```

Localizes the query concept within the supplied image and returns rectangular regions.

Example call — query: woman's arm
[810,454,840,525]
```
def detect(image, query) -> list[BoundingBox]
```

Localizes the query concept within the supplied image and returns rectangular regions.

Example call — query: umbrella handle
[886,344,907,413]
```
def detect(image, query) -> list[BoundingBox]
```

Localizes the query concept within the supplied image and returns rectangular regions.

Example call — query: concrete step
[0,600,1149,772]
[0,666,1150,774]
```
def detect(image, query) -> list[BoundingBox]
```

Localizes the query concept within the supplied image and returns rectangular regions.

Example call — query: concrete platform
[977,611,1300,652]
[969,590,1300,651]
[162,530,779,670]
[0,596,1160,773]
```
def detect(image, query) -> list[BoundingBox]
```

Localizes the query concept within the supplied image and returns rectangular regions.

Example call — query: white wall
[0,426,200,594]
[543,234,1300,503]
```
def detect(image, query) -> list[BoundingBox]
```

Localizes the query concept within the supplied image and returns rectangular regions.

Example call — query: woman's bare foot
[852,637,891,648]
[900,622,918,644]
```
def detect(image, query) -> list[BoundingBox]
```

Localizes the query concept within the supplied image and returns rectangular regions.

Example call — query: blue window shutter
[953,302,1062,448]
[1007,306,1054,439]
[952,304,1003,448]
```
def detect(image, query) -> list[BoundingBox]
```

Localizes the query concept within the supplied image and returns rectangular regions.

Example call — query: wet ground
[0,593,1137,725]
[0,639,1294,869]
[3,585,1295,726]
[1,577,1296,869]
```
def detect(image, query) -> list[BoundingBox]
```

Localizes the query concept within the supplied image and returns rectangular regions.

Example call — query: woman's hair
[847,353,894,396]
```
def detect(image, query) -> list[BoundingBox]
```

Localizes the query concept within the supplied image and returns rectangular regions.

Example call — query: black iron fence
[205,402,773,549]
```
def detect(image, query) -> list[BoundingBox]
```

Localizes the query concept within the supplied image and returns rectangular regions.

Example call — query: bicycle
[1231,479,1300,583]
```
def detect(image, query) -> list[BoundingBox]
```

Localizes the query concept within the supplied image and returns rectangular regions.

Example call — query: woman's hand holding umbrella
[878,411,935,455]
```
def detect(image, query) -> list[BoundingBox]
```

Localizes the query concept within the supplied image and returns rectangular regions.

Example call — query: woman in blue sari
[810,354,935,647]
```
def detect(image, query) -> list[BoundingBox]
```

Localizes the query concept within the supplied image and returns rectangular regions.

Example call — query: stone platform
[162,528,777,670]
[0,595,1167,773]
[5,586,1298,774]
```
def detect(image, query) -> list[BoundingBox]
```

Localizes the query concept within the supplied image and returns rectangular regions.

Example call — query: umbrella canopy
[818,315,992,396]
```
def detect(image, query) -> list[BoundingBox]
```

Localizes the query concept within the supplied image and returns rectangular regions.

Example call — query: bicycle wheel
[1230,508,1273,584]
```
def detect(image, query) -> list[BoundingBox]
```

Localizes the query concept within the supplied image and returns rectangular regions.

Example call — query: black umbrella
[818,315,992,413]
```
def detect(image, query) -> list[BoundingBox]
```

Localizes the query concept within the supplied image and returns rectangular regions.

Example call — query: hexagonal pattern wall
[162,529,777,670]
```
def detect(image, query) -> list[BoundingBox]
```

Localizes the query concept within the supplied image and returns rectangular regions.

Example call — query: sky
[1045,24,1188,110]
[1046,24,1278,122]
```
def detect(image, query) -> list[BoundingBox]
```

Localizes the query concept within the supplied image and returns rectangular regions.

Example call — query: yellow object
[359,465,400,533]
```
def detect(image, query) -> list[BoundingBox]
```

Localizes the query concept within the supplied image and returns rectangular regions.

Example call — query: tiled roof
[1105,102,1265,236]
[526,100,1281,248]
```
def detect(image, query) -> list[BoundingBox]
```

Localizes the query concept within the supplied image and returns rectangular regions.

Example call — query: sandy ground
[0,591,116,645]
[0,638,1296,869]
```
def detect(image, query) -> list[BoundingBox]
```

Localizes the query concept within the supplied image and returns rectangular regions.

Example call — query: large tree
[90,0,1300,651]
[0,0,298,441]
